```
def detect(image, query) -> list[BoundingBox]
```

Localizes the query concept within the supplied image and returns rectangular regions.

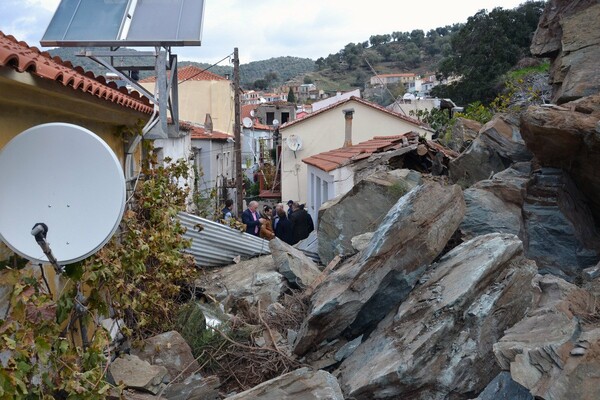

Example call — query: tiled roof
[375,73,416,77]
[280,96,429,131]
[0,31,152,114]
[302,132,420,172]
[139,65,227,83]
[179,120,232,141]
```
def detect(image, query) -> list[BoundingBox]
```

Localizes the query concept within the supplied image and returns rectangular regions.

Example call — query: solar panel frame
[40,0,204,47]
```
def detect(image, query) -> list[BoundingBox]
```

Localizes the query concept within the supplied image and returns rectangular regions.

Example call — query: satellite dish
[249,109,256,117]
[0,123,126,265]
[242,117,253,128]
[287,135,303,151]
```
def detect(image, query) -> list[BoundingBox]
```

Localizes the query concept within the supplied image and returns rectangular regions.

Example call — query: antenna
[287,134,303,151]
[0,123,126,265]
[242,117,253,128]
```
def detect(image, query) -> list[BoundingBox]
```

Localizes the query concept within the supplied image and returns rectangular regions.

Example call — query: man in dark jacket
[289,202,314,245]
[274,207,293,245]
[241,200,264,236]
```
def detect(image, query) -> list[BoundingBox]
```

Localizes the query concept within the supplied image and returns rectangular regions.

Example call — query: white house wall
[282,99,431,204]
[192,140,235,197]
[154,134,194,192]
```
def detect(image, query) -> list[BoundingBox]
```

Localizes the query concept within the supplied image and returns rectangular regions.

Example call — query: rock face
[225,367,344,400]
[531,0,600,103]
[520,96,600,224]
[133,331,199,383]
[449,115,532,187]
[476,372,533,400]
[108,354,168,395]
[195,255,286,306]
[337,233,537,400]
[317,169,422,265]
[447,117,482,153]
[494,274,600,400]
[522,168,600,280]
[293,182,465,355]
[269,238,321,289]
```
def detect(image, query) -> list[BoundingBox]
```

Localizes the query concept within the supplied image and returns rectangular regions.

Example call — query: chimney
[204,113,213,133]
[342,108,354,147]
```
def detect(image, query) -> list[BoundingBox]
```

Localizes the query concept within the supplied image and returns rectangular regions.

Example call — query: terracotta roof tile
[302,132,420,172]
[139,65,227,83]
[179,120,232,140]
[280,96,429,131]
[0,31,152,114]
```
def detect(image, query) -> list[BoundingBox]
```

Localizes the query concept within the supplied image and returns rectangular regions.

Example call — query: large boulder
[194,255,286,306]
[293,181,465,355]
[337,233,537,399]
[132,331,199,383]
[476,372,533,400]
[108,354,168,395]
[317,169,422,265]
[494,274,600,400]
[447,117,482,153]
[520,96,600,224]
[522,168,600,280]
[531,0,600,103]
[269,238,321,289]
[225,367,344,400]
[450,115,532,187]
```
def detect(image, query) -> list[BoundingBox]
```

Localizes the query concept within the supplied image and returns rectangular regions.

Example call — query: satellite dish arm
[31,223,64,274]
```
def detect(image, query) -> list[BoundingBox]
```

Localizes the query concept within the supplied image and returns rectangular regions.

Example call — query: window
[266,112,275,125]
[281,112,290,124]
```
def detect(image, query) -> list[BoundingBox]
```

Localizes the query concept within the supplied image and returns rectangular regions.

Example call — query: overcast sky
[1,0,532,65]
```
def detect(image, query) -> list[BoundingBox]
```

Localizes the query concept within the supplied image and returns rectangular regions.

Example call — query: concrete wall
[281,99,431,204]
[141,79,235,135]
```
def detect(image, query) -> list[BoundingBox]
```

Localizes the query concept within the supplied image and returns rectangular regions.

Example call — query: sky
[1,0,530,66]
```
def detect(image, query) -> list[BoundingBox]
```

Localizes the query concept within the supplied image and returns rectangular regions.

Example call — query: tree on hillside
[287,87,296,103]
[432,1,546,105]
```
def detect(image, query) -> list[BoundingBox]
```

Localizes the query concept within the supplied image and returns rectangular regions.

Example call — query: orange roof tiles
[0,31,152,114]
[139,65,227,83]
[179,120,232,141]
[280,96,428,130]
[302,132,420,172]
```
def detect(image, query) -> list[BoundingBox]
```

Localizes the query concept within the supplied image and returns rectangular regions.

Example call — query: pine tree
[287,87,296,104]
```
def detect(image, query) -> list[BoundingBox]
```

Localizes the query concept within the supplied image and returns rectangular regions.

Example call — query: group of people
[239,199,314,245]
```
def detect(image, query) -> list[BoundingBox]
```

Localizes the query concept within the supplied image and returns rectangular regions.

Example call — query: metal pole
[233,48,243,216]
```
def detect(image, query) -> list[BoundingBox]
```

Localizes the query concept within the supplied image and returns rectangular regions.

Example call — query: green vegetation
[0,142,198,398]
[431,1,546,105]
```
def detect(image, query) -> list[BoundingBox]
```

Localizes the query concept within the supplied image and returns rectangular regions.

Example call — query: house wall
[192,139,235,197]
[141,79,235,135]
[388,98,442,116]
[281,99,431,204]
[241,127,271,176]
[305,164,355,226]
[0,69,149,169]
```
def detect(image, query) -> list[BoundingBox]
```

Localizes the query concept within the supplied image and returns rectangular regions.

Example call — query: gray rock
[522,168,600,281]
[476,372,533,400]
[225,367,344,400]
[583,263,600,281]
[494,274,600,400]
[108,354,168,395]
[133,331,199,383]
[350,232,374,253]
[334,335,362,362]
[269,238,321,289]
[317,169,421,265]
[294,182,465,356]
[450,115,532,187]
[194,255,286,306]
[337,233,537,400]
[161,374,220,400]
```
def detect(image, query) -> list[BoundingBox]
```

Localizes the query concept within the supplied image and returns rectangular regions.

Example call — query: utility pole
[233,48,243,216]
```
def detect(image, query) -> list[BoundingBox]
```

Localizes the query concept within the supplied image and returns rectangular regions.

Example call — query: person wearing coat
[274,208,293,245]
[241,200,264,236]
[259,205,276,240]
[288,202,314,245]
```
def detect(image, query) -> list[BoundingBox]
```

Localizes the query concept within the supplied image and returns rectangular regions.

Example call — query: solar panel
[126,0,205,46]
[40,0,204,47]
[41,0,131,46]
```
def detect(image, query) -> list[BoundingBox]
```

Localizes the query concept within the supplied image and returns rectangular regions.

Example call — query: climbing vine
[0,141,198,398]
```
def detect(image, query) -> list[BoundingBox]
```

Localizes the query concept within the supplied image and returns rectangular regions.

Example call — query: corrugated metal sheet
[177,212,271,267]
[295,230,321,265]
